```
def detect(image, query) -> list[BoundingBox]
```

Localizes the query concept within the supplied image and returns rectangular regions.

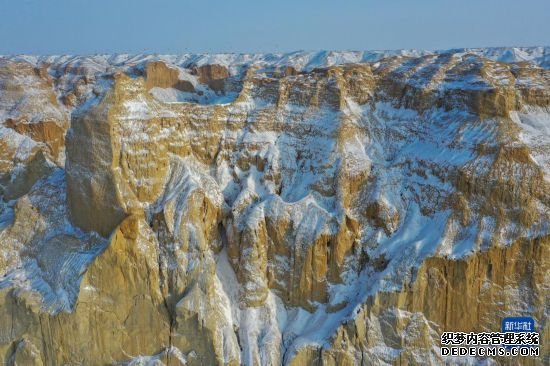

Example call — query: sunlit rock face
[0,47,549,365]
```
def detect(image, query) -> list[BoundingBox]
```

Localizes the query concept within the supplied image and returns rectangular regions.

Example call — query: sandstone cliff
[0,48,549,365]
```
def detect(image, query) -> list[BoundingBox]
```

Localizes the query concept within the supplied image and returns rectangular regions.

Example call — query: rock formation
[144,61,195,93]
[0,48,549,365]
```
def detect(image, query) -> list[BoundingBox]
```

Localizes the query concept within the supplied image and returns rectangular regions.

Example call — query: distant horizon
[1,45,549,58]
[1,0,548,55]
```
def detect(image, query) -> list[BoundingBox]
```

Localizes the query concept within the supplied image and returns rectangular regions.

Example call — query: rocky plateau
[0,47,549,365]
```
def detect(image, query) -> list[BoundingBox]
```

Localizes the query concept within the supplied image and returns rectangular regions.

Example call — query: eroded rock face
[145,61,195,92]
[192,64,229,92]
[0,60,68,163]
[0,48,549,365]
[4,118,65,160]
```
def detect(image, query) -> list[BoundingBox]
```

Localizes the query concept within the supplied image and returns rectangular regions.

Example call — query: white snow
[510,107,550,181]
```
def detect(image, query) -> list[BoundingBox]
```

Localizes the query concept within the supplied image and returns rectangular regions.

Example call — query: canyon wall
[0,48,548,365]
